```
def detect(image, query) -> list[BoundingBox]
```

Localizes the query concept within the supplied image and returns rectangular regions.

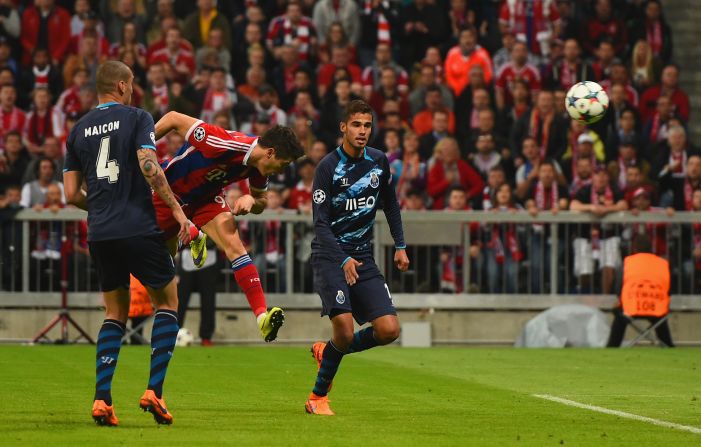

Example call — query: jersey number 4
[96,136,120,183]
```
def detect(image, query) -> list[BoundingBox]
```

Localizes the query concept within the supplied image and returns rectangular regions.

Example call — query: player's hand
[232,194,256,216]
[343,258,363,286]
[174,209,193,245]
[394,249,410,272]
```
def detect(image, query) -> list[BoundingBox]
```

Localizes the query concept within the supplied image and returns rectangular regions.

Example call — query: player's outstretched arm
[63,171,88,210]
[137,148,192,244]
[154,111,199,140]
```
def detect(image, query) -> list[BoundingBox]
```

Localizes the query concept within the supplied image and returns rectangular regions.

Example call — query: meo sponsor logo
[345,196,376,211]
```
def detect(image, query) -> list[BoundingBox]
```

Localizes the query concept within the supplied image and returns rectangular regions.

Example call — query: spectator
[524,159,569,293]
[319,78,358,148]
[391,130,426,204]
[317,21,357,66]
[570,156,594,197]
[410,46,444,88]
[288,158,315,213]
[0,38,17,77]
[483,183,523,293]
[639,64,690,124]
[629,0,673,64]
[599,62,639,108]
[267,1,317,63]
[412,85,455,137]
[402,187,427,211]
[19,157,63,209]
[368,66,410,122]
[145,0,181,45]
[56,68,89,118]
[63,31,104,88]
[239,65,267,104]
[23,88,62,156]
[626,187,672,256]
[148,27,196,84]
[288,89,319,126]
[608,142,651,192]
[603,93,641,158]
[69,9,110,59]
[146,16,192,60]
[467,122,509,180]
[271,45,304,105]
[661,154,701,211]
[561,132,604,187]
[313,0,360,48]
[499,0,561,59]
[0,1,19,44]
[22,48,63,100]
[408,64,453,117]
[399,0,449,69]
[629,40,662,93]
[581,0,627,56]
[427,137,484,209]
[195,28,231,74]
[182,0,232,51]
[233,22,273,85]
[317,45,362,98]
[570,166,627,294]
[543,38,595,90]
[0,184,21,209]
[255,84,287,127]
[253,187,288,292]
[23,137,63,184]
[495,40,540,111]
[474,165,506,211]
[643,95,676,148]
[683,189,701,292]
[497,79,531,134]
[516,136,565,200]
[655,127,696,207]
[439,186,478,293]
[0,85,24,150]
[0,131,28,190]
[444,26,492,99]
[511,90,568,161]
[200,67,236,127]
[361,43,409,100]
[100,0,147,45]
[108,21,147,65]
[143,62,194,121]
[20,0,71,66]
[418,108,451,161]
[590,38,618,82]
[357,0,401,67]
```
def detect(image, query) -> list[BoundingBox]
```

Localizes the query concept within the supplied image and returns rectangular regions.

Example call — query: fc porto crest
[370,172,380,189]
[336,290,346,304]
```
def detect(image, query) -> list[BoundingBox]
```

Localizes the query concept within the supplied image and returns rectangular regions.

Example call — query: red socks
[231,254,267,316]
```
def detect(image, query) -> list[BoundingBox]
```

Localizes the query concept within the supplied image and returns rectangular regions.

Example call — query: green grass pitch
[0,345,699,446]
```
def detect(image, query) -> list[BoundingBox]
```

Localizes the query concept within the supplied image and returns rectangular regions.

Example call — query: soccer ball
[176,328,194,347]
[565,81,609,124]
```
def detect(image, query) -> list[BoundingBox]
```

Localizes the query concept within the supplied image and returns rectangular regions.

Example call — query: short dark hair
[425,84,442,95]
[259,125,305,161]
[96,60,132,96]
[447,185,466,196]
[5,130,20,140]
[540,158,556,170]
[342,99,373,122]
[35,156,55,177]
[406,188,424,198]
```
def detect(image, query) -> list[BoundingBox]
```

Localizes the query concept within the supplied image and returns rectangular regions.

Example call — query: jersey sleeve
[63,129,81,172]
[312,158,350,266]
[185,120,258,158]
[380,153,406,249]
[135,110,157,150]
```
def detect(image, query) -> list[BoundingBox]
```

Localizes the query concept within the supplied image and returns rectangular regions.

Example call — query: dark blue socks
[147,309,179,398]
[312,341,345,397]
[348,327,379,354]
[94,319,125,405]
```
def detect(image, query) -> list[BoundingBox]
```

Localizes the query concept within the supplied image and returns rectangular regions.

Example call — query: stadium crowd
[0,0,698,294]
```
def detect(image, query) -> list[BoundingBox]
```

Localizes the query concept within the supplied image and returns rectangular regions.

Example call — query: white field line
[533,394,701,435]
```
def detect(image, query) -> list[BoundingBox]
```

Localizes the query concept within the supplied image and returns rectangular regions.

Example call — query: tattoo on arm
[137,148,181,212]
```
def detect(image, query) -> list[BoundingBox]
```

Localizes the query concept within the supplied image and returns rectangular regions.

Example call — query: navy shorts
[312,254,396,325]
[88,233,175,292]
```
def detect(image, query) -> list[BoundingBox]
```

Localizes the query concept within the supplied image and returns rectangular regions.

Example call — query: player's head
[96,60,134,105]
[256,125,305,175]
[340,100,373,151]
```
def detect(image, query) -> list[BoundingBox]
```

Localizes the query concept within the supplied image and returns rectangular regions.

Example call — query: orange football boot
[92,400,118,426]
[305,392,335,416]
[139,390,173,425]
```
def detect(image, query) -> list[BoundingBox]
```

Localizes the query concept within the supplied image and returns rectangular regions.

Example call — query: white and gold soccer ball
[176,328,194,347]
[565,81,609,124]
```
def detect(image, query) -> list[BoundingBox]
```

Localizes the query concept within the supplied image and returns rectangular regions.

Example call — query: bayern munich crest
[313,189,326,204]
[193,126,206,142]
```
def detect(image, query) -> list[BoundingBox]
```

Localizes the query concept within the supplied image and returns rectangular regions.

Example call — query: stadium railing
[3,208,701,302]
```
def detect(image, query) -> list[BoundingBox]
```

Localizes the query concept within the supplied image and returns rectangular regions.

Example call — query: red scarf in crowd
[535,181,559,210]
[647,20,663,57]
[364,0,391,45]
[670,150,687,176]
[489,207,523,265]
[152,85,169,114]
[618,155,635,189]
[32,65,50,89]
[528,109,552,159]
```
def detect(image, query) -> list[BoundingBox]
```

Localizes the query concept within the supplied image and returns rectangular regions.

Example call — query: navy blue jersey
[64,102,160,241]
[311,146,406,266]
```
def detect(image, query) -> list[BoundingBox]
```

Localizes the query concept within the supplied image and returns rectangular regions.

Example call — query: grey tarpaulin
[515,304,611,348]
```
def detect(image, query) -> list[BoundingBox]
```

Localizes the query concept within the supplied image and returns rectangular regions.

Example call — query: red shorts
[154,193,230,240]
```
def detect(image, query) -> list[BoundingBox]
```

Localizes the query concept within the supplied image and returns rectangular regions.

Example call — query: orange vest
[620,253,670,318]
[128,275,154,318]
